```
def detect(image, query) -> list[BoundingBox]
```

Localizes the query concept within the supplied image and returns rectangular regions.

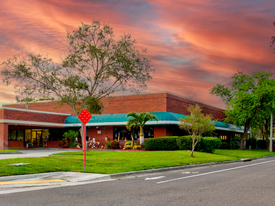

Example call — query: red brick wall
[3,110,69,123]
[48,141,60,148]
[101,94,167,114]
[166,93,226,120]
[88,126,113,146]
[2,93,225,121]
[0,123,8,149]
[8,141,24,148]
[0,109,4,119]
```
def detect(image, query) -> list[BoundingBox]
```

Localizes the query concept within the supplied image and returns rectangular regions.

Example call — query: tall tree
[178,104,216,157]
[1,20,154,145]
[211,71,275,149]
[126,112,158,146]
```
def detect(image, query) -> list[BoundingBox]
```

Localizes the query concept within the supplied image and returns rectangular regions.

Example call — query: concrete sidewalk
[0,172,112,195]
[0,148,80,160]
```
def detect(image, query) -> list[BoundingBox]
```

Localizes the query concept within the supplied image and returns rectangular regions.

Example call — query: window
[219,135,227,141]
[113,126,154,141]
[8,130,25,141]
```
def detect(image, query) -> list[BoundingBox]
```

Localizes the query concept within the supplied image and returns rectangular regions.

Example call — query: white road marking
[183,172,199,174]
[145,176,165,180]
[158,159,275,184]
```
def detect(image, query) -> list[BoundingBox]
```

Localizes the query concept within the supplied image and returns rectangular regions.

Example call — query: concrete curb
[110,160,242,179]
[0,152,22,154]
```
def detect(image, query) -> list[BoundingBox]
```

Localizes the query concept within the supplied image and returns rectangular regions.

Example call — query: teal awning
[64,111,244,133]
[64,112,180,127]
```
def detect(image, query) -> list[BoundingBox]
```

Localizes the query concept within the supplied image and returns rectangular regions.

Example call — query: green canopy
[64,111,244,133]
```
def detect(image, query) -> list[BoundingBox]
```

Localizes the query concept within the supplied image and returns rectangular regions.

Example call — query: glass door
[25,129,49,147]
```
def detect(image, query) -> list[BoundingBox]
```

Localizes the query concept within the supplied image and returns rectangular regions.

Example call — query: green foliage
[200,137,221,153]
[125,141,137,146]
[126,112,158,145]
[125,141,132,145]
[144,136,221,153]
[1,20,153,116]
[134,145,142,149]
[110,140,120,149]
[144,136,179,150]
[230,137,240,149]
[69,142,75,148]
[211,71,275,149]
[178,105,216,156]
[176,136,193,150]
[220,142,229,149]
[63,130,79,143]
[124,145,133,150]
[105,141,111,149]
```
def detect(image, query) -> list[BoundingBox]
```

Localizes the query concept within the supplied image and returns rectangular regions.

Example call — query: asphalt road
[1,157,275,206]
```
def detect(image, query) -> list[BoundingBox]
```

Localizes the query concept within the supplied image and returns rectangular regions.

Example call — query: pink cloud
[0,0,274,109]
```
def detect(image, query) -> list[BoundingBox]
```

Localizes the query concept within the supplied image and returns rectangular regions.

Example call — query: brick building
[0,92,244,149]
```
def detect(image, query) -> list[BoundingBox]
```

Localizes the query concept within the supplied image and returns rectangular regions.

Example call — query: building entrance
[25,129,49,147]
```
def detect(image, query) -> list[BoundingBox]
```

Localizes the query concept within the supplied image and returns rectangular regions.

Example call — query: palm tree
[126,112,158,146]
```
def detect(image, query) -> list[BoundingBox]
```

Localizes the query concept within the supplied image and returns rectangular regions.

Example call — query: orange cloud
[0,0,274,108]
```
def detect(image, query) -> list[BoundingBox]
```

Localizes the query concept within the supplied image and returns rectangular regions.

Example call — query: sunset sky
[0,0,274,108]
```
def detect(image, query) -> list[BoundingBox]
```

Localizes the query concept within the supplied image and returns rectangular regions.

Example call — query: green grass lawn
[1,149,274,177]
[0,150,20,153]
[214,149,275,159]
[0,150,236,176]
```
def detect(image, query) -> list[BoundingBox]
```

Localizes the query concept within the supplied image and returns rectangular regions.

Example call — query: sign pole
[78,108,92,172]
[84,124,86,172]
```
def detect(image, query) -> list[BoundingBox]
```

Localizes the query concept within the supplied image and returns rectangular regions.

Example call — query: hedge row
[144,136,221,153]
[144,136,179,150]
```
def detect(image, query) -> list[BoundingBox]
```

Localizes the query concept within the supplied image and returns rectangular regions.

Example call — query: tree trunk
[190,135,196,157]
[265,133,270,150]
[239,125,249,150]
[79,124,84,151]
[139,126,144,146]
[131,134,134,149]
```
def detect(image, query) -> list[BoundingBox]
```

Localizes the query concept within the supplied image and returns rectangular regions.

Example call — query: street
[1,157,275,206]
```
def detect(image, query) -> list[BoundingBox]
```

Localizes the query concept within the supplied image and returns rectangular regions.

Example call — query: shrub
[124,145,133,149]
[125,141,132,145]
[69,142,75,148]
[176,136,221,153]
[59,138,68,148]
[230,137,240,149]
[134,145,141,149]
[220,142,228,149]
[63,130,79,143]
[110,140,120,149]
[144,136,179,150]
[105,141,111,149]
[176,136,193,150]
[200,137,221,153]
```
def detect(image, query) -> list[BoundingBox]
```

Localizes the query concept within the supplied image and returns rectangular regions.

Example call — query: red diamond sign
[78,109,92,125]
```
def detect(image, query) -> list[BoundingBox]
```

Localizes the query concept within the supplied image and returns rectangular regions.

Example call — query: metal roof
[64,112,245,133]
